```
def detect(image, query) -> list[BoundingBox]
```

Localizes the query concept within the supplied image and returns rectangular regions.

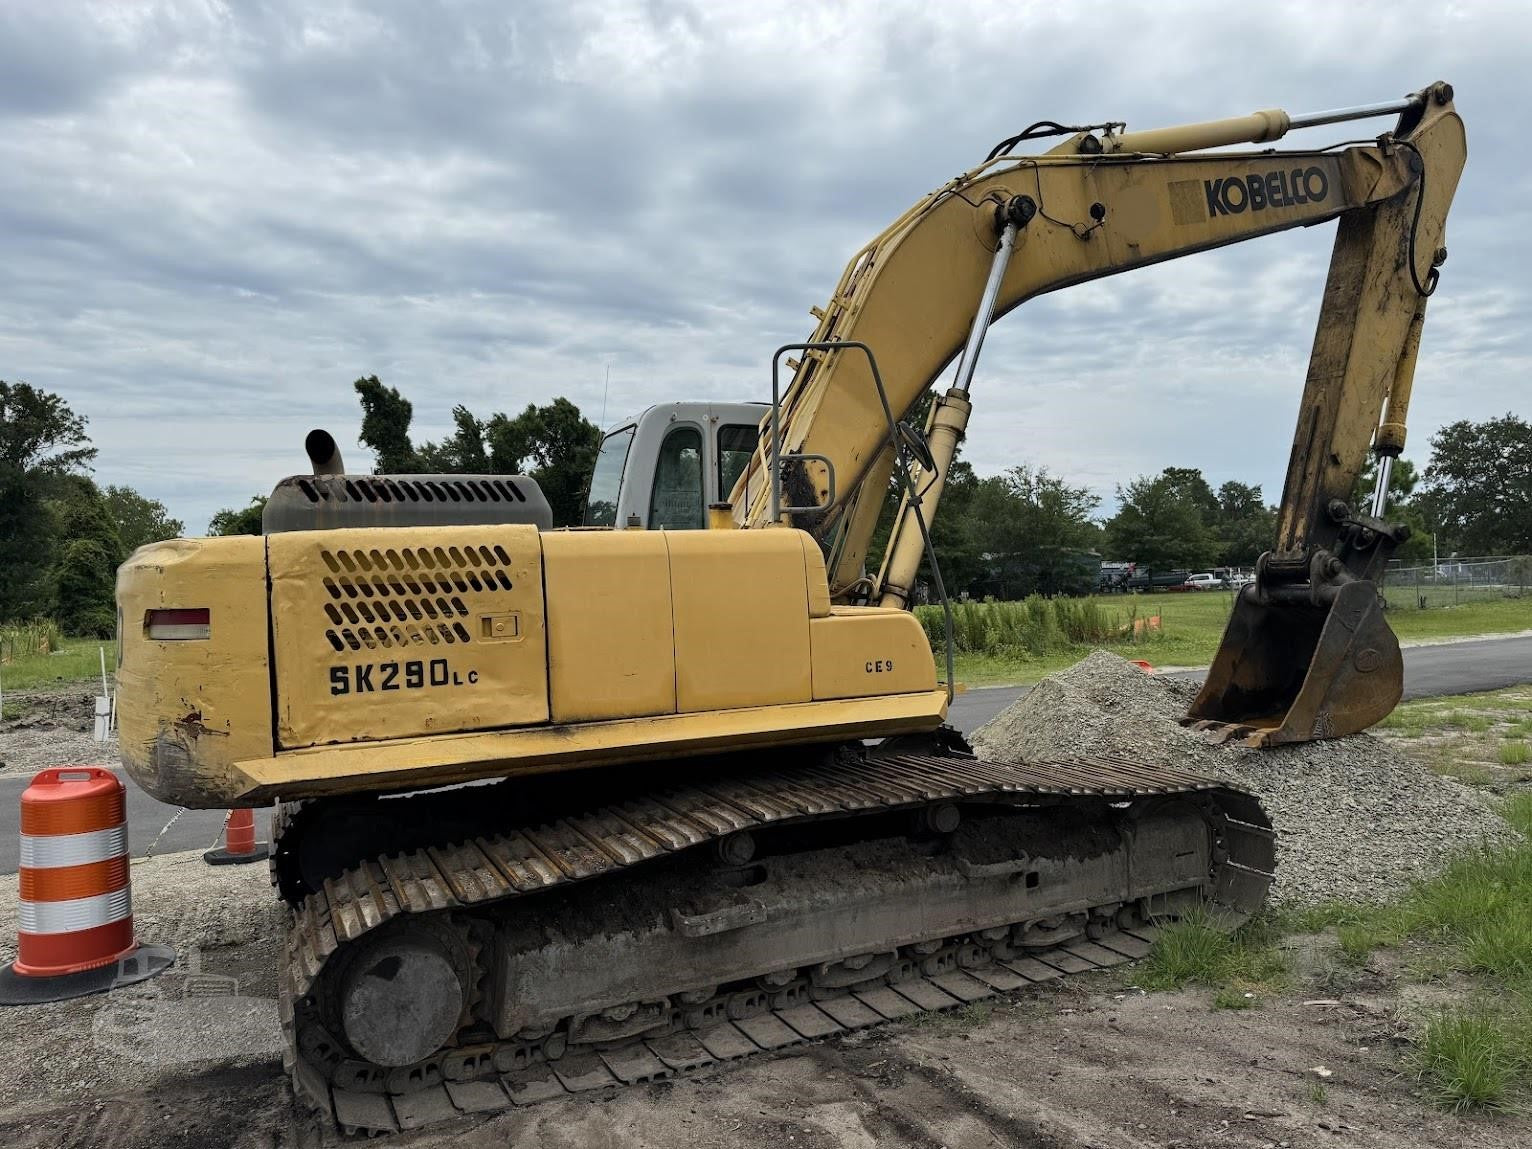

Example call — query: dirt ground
[1,854,1527,1149]
[1,681,1528,1147]
[0,686,118,775]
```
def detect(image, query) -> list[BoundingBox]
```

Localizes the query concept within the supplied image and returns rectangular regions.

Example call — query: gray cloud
[1,1,1527,532]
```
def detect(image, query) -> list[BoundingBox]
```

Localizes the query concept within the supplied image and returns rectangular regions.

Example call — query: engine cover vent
[263,474,553,533]
[318,545,512,651]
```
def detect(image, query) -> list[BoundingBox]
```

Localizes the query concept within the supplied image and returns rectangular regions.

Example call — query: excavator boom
[731,82,1465,744]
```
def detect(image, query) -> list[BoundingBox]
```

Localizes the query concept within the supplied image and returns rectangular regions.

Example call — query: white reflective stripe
[147,623,210,640]
[17,888,132,934]
[18,826,128,869]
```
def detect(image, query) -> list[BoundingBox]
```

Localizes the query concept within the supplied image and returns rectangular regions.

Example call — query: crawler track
[275,747,1275,1136]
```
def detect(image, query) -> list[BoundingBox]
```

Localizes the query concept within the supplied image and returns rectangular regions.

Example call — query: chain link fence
[1382,555,1532,609]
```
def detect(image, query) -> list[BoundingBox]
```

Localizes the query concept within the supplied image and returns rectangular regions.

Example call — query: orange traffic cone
[203,807,270,866]
[0,767,173,1004]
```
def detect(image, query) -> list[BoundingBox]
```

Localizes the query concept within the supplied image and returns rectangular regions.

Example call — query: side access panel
[810,607,936,700]
[269,525,548,749]
[667,530,816,713]
[543,530,677,723]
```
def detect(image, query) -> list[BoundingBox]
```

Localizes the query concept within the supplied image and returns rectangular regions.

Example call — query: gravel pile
[971,650,1519,907]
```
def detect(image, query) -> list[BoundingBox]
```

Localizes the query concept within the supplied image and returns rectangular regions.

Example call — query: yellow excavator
[116,82,1463,1133]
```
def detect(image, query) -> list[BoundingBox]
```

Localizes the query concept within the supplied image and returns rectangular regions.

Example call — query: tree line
[1,382,183,636]
[4,371,1529,636]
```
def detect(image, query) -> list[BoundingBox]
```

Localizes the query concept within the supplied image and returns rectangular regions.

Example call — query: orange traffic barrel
[204,807,270,866]
[0,767,173,1004]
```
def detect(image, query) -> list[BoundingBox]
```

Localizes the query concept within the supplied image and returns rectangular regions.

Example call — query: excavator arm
[730,81,1465,745]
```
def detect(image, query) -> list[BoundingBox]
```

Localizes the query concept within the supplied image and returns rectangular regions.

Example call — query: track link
[278,748,1275,1136]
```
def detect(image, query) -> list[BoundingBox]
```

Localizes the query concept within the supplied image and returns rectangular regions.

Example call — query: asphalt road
[946,632,1532,736]
[1,634,1528,876]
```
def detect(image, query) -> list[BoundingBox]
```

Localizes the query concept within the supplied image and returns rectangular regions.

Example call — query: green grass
[1284,795,1532,1112]
[1414,1005,1528,1113]
[1350,688,1532,784]
[1139,910,1288,996]
[1212,986,1256,1010]
[0,636,114,692]
[934,591,1532,688]
[1443,710,1494,732]
[1290,795,1532,968]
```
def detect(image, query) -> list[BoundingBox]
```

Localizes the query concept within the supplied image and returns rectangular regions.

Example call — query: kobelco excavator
[115,82,1463,1134]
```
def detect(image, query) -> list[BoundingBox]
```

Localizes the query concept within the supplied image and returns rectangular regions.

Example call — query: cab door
[647,422,705,529]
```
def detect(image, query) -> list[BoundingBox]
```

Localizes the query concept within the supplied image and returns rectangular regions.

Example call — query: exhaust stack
[305,429,344,476]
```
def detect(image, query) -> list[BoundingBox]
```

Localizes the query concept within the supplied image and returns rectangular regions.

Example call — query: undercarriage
[271,737,1274,1136]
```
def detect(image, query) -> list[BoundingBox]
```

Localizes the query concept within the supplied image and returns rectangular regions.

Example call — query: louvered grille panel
[317,545,513,652]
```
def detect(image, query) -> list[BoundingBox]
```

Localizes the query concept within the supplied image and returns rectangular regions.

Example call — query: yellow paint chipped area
[115,537,273,808]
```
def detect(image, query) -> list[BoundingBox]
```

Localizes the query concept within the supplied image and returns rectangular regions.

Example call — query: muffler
[1184,557,1402,747]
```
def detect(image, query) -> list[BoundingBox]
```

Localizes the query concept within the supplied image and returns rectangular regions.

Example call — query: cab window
[584,425,635,527]
[717,423,757,505]
[648,425,704,529]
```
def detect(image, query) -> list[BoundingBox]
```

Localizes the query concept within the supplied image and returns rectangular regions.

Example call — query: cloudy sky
[3,1,1527,533]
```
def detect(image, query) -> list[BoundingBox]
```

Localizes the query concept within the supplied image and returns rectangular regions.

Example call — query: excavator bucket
[1184,580,1402,747]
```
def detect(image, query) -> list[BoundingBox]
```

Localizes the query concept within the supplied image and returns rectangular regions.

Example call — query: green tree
[354,375,422,473]
[417,406,490,473]
[973,465,1101,596]
[103,485,183,553]
[46,477,124,636]
[1105,469,1221,571]
[499,398,602,526]
[1161,466,1220,528]
[0,381,97,621]
[53,539,117,637]
[1214,480,1276,566]
[349,378,602,526]
[921,460,984,594]
[1419,415,1532,555]
[209,497,269,536]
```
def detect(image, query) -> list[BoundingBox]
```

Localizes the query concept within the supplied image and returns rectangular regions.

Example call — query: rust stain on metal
[175,709,228,739]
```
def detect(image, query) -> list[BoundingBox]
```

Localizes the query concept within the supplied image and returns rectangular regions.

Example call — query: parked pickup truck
[1179,572,1223,591]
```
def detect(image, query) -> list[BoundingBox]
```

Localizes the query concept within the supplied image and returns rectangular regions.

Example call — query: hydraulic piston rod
[1102,88,1434,156]
[877,198,1034,608]
[1369,455,1396,519]
[952,218,1022,396]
